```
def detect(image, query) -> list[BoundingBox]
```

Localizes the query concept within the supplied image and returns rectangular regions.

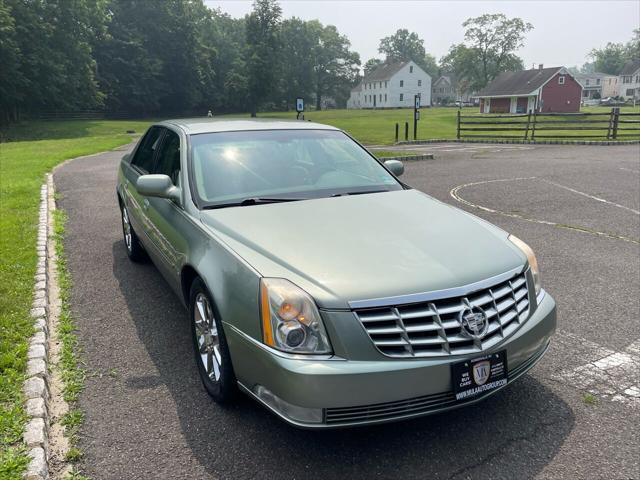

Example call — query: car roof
[159,117,339,135]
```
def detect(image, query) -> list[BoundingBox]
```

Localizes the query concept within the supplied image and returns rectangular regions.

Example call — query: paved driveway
[54,143,639,479]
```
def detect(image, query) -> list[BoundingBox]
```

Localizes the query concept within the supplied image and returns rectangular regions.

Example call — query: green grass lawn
[0,120,148,479]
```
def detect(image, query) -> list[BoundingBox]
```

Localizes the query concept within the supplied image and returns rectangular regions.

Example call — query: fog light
[254,385,323,424]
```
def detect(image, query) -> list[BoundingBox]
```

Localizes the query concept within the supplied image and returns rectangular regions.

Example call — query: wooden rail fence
[456,108,640,140]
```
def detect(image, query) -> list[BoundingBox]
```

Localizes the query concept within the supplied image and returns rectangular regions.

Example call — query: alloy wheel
[194,293,222,381]
[122,206,132,252]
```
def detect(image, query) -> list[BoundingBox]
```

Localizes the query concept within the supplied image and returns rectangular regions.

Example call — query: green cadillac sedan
[116,118,556,428]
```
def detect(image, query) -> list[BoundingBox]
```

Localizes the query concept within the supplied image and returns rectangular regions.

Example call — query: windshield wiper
[331,189,389,197]
[202,197,301,209]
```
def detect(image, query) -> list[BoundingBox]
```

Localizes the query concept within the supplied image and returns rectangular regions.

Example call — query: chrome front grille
[354,271,530,358]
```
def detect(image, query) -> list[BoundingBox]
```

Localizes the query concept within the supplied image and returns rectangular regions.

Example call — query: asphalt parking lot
[54,143,639,480]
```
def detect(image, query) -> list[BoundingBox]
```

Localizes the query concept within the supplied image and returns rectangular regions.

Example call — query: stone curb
[396,138,640,146]
[381,153,435,162]
[22,177,51,480]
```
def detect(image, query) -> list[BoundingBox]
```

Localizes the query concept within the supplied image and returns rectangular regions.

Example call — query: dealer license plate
[451,350,508,401]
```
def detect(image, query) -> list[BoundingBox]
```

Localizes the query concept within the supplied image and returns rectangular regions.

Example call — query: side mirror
[122,153,131,163]
[136,174,181,204]
[384,159,404,177]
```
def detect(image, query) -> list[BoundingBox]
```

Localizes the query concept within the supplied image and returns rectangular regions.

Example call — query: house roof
[363,61,409,82]
[476,67,563,97]
[574,72,608,80]
[620,59,640,75]
[434,74,456,87]
[350,83,362,92]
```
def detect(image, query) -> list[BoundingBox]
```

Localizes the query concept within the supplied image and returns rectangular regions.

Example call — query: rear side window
[132,127,163,173]
[154,130,181,186]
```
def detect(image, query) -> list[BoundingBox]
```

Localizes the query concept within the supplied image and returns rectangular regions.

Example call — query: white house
[347,60,431,109]
[619,59,640,101]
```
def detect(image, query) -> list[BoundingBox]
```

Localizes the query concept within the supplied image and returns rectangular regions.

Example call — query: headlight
[260,278,332,354]
[508,234,541,295]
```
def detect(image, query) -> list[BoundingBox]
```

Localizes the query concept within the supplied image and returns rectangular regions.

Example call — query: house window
[400,93,404,101]
[596,78,600,85]
[384,94,387,101]
[385,81,388,88]
[379,82,382,88]
[623,76,631,84]
[558,75,565,85]
[636,75,639,83]
[418,80,422,86]
[400,80,404,87]
[627,89,635,96]
[410,66,413,73]
[585,79,590,86]
[379,94,382,102]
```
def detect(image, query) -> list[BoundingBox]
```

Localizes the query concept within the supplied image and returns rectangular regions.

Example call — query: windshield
[189,129,402,207]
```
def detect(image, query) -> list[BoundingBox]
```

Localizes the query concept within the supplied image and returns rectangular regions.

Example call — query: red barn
[475,66,582,114]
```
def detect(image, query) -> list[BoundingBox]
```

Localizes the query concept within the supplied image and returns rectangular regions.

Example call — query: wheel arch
[181,265,200,306]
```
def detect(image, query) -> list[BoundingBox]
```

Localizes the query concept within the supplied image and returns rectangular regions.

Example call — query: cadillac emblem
[460,306,489,339]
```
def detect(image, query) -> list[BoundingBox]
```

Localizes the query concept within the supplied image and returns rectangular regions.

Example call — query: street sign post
[413,94,421,140]
[296,97,304,119]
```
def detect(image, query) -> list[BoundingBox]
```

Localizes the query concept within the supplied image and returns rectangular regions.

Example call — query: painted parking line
[552,331,640,407]
[449,177,640,244]
[541,179,640,215]
[619,167,640,174]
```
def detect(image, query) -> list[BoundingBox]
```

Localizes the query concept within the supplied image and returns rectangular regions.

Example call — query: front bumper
[225,290,556,428]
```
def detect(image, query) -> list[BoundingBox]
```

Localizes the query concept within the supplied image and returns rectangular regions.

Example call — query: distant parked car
[116,118,556,428]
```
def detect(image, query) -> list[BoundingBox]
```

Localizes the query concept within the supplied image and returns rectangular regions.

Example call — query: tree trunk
[250,104,257,117]
[316,92,322,111]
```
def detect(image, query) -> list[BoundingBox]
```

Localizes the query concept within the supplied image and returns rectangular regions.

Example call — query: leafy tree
[441,14,531,91]
[378,28,438,77]
[0,0,24,124]
[363,58,384,75]
[279,17,318,109]
[311,22,360,109]
[245,0,282,116]
[589,42,628,75]
[589,30,639,75]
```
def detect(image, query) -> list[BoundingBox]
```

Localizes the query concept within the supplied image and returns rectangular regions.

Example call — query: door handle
[143,199,150,211]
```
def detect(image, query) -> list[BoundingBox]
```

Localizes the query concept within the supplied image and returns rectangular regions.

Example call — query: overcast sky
[204,0,639,69]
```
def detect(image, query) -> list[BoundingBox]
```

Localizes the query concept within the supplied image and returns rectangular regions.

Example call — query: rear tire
[189,278,237,403]
[120,203,146,262]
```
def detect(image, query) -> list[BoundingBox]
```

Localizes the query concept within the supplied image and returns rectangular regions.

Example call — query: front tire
[120,203,146,262]
[189,278,237,403]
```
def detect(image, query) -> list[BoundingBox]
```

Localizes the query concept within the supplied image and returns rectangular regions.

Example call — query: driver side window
[153,130,181,187]
[131,127,163,173]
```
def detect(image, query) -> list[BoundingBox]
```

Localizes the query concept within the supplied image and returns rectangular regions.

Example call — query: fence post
[612,107,620,140]
[456,110,461,139]
[531,110,537,140]
[395,123,399,143]
[404,122,409,141]
[607,108,614,139]
[524,111,532,140]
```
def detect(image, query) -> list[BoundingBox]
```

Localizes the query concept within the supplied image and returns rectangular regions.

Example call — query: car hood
[199,190,526,309]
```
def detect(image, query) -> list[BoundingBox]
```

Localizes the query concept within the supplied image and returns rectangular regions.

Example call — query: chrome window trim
[348,265,525,309]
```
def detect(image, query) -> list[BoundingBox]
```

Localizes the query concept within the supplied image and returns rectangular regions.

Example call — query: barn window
[418,80,422,86]
[400,80,404,87]
[400,93,404,101]
[558,76,565,85]
[410,66,414,73]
